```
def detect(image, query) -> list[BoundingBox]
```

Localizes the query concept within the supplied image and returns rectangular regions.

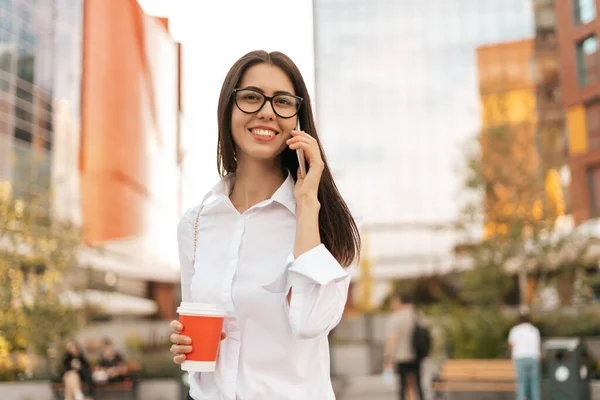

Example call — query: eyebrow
[243,86,295,97]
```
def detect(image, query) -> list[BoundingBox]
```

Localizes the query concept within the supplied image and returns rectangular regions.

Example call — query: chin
[248,149,281,161]
[243,142,286,161]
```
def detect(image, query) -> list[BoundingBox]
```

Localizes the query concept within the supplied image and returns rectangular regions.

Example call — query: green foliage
[380,275,461,311]
[426,305,600,360]
[455,124,593,307]
[0,186,82,361]
[137,352,183,379]
[459,263,514,306]
[429,305,513,359]
[534,307,600,337]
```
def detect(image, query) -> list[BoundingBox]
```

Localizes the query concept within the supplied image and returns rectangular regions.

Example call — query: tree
[455,106,593,308]
[0,183,82,377]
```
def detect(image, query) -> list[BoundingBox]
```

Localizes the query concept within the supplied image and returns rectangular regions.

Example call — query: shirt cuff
[287,244,347,286]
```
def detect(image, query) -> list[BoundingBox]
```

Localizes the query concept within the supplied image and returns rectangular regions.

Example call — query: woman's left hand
[287,130,324,203]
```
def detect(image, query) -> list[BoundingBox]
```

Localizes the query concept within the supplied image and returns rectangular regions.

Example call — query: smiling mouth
[249,128,279,138]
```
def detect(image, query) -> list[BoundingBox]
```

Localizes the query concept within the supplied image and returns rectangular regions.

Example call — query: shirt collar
[204,171,296,215]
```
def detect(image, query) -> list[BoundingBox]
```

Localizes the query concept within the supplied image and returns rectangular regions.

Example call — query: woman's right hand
[169,320,227,364]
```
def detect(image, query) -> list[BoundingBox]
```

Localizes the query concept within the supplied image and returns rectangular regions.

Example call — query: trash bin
[544,338,590,400]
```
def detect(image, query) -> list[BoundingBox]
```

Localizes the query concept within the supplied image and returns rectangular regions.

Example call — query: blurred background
[1,0,600,399]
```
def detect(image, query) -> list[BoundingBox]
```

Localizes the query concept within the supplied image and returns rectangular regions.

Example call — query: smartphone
[295,119,307,178]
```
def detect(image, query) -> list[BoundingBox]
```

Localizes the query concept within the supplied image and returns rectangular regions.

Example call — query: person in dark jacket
[61,340,94,400]
[96,337,127,383]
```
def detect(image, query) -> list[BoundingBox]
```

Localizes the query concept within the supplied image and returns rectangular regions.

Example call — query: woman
[169,50,361,400]
[61,340,94,400]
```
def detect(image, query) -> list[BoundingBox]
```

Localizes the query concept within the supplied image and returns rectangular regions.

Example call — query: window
[577,35,599,86]
[0,47,12,73]
[587,100,600,150]
[14,126,32,143]
[16,86,33,103]
[574,0,597,25]
[16,54,33,83]
[587,166,600,217]
[15,106,31,123]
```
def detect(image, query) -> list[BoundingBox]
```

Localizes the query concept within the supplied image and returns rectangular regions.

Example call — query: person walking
[508,313,541,400]
[168,50,361,400]
[384,294,424,400]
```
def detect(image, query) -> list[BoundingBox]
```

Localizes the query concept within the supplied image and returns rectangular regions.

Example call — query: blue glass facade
[0,0,82,197]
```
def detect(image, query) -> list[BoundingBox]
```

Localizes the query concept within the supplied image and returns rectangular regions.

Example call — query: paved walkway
[334,359,437,400]
[336,375,600,400]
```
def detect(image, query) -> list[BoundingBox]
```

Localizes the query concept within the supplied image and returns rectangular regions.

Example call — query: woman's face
[230,63,298,165]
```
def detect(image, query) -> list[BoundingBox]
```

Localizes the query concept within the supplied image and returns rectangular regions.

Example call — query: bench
[432,359,516,400]
[51,362,141,400]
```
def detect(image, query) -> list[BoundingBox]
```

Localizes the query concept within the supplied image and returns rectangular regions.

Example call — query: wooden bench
[432,359,516,399]
[51,362,141,400]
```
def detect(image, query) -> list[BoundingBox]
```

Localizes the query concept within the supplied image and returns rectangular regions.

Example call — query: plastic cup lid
[177,302,227,317]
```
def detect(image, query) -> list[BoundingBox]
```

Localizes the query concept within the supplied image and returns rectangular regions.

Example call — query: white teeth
[251,129,275,137]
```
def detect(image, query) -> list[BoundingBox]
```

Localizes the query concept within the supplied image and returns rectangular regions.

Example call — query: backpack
[412,315,431,360]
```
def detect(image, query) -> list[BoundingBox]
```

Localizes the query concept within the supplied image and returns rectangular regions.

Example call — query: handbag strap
[192,209,201,265]
[191,191,213,265]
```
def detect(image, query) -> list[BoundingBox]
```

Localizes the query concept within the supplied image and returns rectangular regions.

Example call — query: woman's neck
[229,157,286,214]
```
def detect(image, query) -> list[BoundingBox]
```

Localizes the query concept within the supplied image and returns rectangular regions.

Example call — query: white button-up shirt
[177,172,360,400]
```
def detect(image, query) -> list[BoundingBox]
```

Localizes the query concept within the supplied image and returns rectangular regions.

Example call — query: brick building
[556,0,600,223]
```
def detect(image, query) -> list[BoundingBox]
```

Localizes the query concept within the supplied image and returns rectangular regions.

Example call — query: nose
[256,98,276,120]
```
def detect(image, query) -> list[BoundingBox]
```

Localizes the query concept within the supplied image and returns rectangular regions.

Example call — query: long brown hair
[216,50,361,267]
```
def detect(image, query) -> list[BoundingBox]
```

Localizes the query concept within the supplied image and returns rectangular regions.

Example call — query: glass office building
[0,0,83,214]
[314,0,535,299]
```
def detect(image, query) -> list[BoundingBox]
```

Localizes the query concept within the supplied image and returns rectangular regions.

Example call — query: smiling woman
[169,50,361,400]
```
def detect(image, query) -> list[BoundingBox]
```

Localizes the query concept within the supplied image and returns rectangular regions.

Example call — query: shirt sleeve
[178,207,199,303]
[284,209,363,340]
[282,244,349,339]
[508,327,515,344]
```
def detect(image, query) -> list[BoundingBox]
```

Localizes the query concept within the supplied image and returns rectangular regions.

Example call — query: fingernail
[185,338,191,344]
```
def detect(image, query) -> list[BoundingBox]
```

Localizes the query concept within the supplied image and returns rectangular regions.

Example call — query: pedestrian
[60,340,94,400]
[384,294,424,400]
[96,337,127,383]
[508,312,541,400]
[168,50,361,399]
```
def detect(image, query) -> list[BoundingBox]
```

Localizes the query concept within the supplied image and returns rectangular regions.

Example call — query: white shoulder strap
[191,191,213,265]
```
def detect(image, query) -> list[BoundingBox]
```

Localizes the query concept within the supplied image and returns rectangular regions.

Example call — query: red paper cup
[177,302,227,372]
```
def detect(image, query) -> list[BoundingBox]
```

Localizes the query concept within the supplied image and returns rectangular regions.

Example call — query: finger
[291,130,317,144]
[288,141,315,152]
[170,344,193,354]
[170,334,192,345]
[286,136,314,147]
[170,320,183,332]
[221,332,227,340]
[288,142,323,166]
[173,354,186,364]
[291,129,313,138]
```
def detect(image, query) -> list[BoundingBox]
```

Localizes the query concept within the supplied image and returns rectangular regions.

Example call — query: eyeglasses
[232,88,303,119]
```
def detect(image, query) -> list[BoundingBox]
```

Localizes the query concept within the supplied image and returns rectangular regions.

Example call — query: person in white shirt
[508,313,541,400]
[168,50,362,400]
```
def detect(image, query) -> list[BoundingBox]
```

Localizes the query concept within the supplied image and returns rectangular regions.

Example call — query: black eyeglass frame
[232,88,304,119]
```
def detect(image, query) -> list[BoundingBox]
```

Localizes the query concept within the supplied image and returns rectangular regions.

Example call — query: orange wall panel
[81,0,154,244]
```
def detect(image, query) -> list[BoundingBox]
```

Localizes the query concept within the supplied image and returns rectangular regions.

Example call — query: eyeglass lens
[235,89,300,118]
